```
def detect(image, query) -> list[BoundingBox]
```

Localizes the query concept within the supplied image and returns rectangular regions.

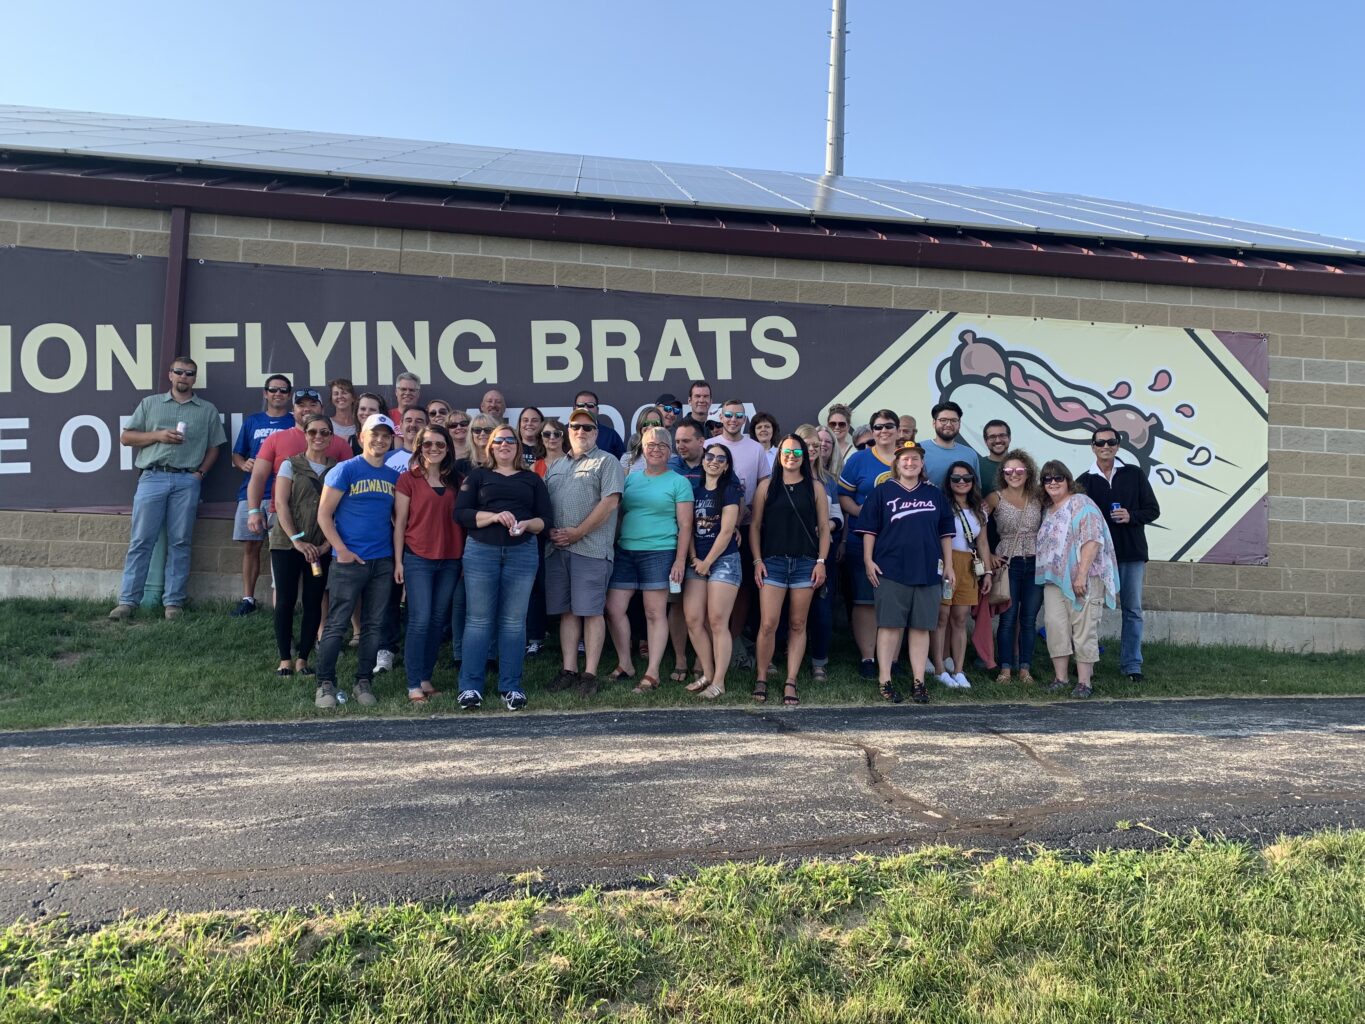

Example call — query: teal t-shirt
[619,470,694,551]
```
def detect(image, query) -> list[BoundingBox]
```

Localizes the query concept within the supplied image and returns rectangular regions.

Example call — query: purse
[988,564,1011,603]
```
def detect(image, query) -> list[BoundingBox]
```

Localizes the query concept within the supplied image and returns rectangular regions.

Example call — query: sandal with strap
[699,683,725,700]
[670,668,690,683]
[782,680,800,706]
[995,668,1013,685]
[685,675,710,694]
[752,681,768,703]
[631,674,660,695]
[420,684,442,697]
[880,681,904,704]
[407,691,429,704]
[1018,668,1035,685]
[610,667,636,682]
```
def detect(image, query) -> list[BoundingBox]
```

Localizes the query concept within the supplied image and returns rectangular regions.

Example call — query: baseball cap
[894,441,926,458]
[654,392,681,411]
[568,408,597,424]
[362,413,396,433]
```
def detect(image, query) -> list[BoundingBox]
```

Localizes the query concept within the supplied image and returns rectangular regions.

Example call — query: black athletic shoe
[230,598,257,618]
[458,689,483,710]
[547,668,580,692]
[1127,672,1144,683]
[859,659,877,680]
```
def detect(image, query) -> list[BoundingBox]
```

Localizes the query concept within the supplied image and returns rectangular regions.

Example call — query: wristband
[290,531,307,541]
[247,508,262,515]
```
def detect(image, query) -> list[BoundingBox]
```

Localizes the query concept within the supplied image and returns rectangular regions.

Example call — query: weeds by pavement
[4,831,1365,1022]
[1,597,1361,730]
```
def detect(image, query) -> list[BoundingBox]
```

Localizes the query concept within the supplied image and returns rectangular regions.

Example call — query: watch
[816,558,826,564]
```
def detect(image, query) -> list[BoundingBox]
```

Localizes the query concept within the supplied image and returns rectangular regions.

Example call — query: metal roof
[3,104,1362,259]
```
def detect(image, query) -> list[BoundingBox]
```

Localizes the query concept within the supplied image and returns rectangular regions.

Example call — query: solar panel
[0,104,1360,256]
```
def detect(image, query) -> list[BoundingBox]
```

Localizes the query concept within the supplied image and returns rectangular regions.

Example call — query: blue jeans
[118,470,201,608]
[1117,561,1146,674]
[808,566,835,666]
[459,539,538,696]
[995,556,1043,671]
[403,552,460,691]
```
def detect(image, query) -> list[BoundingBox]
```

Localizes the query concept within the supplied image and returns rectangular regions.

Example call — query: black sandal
[911,680,928,704]
[782,681,800,706]
[752,681,768,703]
[879,681,904,704]
[276,667,294,677]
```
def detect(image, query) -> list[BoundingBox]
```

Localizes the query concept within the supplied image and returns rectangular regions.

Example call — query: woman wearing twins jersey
[857,442,955,706]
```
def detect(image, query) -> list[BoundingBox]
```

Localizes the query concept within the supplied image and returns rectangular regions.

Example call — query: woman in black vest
[748,433,830,706]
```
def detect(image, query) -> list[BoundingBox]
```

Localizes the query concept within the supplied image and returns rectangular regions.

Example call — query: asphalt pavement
[4,695,1365,924]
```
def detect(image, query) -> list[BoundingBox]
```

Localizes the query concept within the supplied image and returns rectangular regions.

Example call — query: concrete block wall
[4,198,1365,647]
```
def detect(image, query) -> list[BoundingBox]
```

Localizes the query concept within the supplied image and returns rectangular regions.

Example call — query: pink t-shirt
[713,435,770,523]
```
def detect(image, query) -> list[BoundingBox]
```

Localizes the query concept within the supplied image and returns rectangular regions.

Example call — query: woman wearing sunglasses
[449,413,499,670]
[750,434,831,706]
[533,418,567,476]
[446,410,473,463]
[424,400,450,427]
[681,440,743,700]
[620,405,669,476]
[1036,461,1119,698]
[453,424,552,711]
[932,461,994,690]
[985,449,1044,684]
[268,413,337,677]
[795,422,844,684]
[393,424,464,704]
[465,415,500,468]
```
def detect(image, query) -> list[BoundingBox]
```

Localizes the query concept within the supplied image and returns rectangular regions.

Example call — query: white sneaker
[943,657,955,673]
[953,672,972,690]
[375,649,394,673]
[938,671,958,688]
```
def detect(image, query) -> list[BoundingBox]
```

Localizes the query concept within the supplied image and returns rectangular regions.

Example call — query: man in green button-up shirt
[108,356,226,621]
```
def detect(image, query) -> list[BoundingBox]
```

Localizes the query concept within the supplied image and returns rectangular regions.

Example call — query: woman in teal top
[606,426,694,694]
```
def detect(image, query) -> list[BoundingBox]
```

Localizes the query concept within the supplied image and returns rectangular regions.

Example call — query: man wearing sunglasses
[227,375,297,618]
[573,389,625,458]
[246,387,355,544]
[109,357,226,621]
[1077,427,1160,682]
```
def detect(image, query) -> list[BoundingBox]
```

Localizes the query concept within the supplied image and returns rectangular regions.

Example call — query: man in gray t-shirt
[544,408,626,696]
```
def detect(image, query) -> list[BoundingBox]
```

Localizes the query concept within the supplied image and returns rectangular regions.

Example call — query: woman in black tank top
[748,434,831,706]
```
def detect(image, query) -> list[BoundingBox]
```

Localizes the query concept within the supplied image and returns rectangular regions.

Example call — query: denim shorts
[609,547,674,591]
[762,554,818,590]
[686,550,741,587]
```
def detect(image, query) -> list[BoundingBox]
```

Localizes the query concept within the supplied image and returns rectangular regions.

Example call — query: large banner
[0,247,1268,563]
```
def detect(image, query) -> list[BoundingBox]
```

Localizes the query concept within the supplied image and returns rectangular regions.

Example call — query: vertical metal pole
[825,0,847,177]
[160,206,190,366]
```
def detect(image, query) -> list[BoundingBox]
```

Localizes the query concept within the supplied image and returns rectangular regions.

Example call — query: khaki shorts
[941,549,980,606]
[1042,583,1103,663]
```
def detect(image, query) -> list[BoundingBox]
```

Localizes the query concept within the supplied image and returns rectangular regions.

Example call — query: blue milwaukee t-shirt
[838,447,896,532]
[233,412,295,500]
[856,479,954,587]
[692,479,743,559]
[324,456,400,561]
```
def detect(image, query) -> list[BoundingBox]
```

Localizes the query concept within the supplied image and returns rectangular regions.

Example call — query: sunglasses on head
[295,389,321,401]
[1093,437,1121,447]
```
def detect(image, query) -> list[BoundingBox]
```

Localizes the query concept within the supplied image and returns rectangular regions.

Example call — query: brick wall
[4,198,1365,643]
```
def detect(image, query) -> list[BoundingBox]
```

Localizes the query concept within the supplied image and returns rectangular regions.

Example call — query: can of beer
[175,420,187,435]
[310,560,322,577]
[942,576,954,600]
[669,578,682,595]
[1111,502,1121,512]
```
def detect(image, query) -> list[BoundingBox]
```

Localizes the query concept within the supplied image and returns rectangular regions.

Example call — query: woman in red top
[393,424,465,703]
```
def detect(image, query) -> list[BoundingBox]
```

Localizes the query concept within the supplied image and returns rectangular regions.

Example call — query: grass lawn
[4,831,1365,1022]
[1,597,1362,731]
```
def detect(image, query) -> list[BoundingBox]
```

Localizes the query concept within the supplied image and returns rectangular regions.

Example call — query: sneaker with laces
[230,598,257,618]
[576,672,599,698]
[353,679,377,706]
[374,649,394,673]
[503,690,528,711]
[108,603,134,621]
[458,689,483,710]
[547,668,580,692]
[314,681,338,708]
[952,672,972,690]
[911,680,930,704]
[859,659,877,680]
[525,639,543,657]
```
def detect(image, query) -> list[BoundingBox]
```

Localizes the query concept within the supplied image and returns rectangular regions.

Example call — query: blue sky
[7,1,1364,241]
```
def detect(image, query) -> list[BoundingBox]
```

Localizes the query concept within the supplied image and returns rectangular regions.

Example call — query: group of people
[109,365,1159,710]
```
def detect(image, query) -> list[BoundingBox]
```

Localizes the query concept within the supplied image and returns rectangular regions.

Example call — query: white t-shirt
[331,419,357,441]
[385,448,417,473]
[949,505,982,553]
[713,434,771,522]
[277,458,329,481]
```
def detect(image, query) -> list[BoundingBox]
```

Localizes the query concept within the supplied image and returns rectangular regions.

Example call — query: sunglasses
[170,368,196,377]
[780,447,804,457]
[295,389,321,401]
[661,403,682,414]
[471,426,492,434]
[722,411,744,419]
[569,423,597,432]
[489,437,518,446]
[855,441,873,450]
[266,386,292,394]
[449,420,470,428]
[575,401,598,410]
[871,422,897,431]
[541,430,564,439]
[427,407,449,417]
[827,420,848,428]
[420,440,447,450]
[1042,475,1067,484]
[1002,468,1028,476]
[641,419,662,428]
[304,429,332,438]
[949,475,975,484]
[1093,438,1121,447]
[702,452,729,462]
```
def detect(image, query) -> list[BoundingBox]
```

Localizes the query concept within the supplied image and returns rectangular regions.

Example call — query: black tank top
[762,477,819,558]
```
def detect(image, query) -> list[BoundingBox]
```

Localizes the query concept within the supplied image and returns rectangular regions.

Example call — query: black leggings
[271,548,331,661]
